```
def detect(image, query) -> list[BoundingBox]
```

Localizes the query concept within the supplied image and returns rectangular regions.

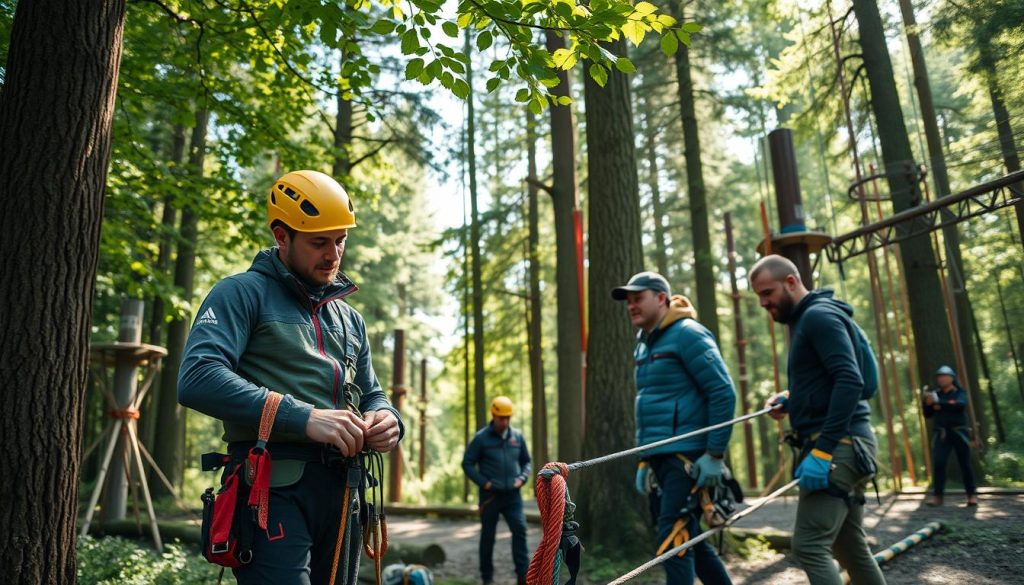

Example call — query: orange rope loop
[526,462,575,585]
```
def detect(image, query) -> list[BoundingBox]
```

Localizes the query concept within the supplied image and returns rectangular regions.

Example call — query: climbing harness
[527,406,785,585]
[200,391,282,574]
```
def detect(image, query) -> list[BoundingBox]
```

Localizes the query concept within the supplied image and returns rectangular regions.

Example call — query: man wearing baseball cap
[613,271,736,585]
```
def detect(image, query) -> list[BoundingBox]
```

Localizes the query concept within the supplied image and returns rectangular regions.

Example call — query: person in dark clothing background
[462,396,532,585]
[924,365,978,507]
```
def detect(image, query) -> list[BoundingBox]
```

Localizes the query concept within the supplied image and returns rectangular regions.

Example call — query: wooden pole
[870,168,918,484]
[419,358,427,481]
[726,213,758,488]
[389,330,406,502]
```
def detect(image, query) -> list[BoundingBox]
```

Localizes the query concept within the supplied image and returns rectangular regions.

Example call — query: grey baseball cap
[611,271,671,300]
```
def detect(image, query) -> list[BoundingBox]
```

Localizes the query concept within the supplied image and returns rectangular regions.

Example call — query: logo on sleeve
[198,308,219,325]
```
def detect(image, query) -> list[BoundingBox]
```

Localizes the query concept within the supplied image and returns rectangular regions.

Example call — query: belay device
[200,391,282,568]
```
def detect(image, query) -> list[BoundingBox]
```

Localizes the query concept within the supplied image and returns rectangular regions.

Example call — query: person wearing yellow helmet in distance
[462,396,532,585]
[178,170,403,584]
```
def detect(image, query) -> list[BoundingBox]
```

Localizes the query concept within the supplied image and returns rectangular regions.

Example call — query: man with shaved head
[749,255,885,585]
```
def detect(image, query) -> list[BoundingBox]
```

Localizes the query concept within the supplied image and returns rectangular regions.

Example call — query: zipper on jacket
[294,280,344,408]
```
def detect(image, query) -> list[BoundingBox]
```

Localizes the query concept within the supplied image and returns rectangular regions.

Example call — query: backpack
[851,322,879,400]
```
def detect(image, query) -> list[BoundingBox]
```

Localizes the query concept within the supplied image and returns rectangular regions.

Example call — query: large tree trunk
[152,108,208,497]
[526,109,548,464]
[898,0,985,436]
[0,0,127,581]
[851,0,956,390]
[671,1,719,340]
[465,30,486,431]
[544,31,584,463]
[576,39,647,552]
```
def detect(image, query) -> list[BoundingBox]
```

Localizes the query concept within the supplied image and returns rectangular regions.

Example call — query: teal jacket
[178,249,403,444]
[634,296,737,457]
[786,289,872,454]
[462,424,532,494]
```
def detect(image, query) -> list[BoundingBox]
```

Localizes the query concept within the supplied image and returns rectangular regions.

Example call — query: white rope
[608,478,801,585]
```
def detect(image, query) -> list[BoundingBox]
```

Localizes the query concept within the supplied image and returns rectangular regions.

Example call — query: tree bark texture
[526,109,548,465]
[333,48,354,179]
[671,1,719,340]
[544,31,584,464]
[465,30,486,431]
[577,39,647,552]
[153,108,208,497]
[0,0,127,581]
[851,0,956,388]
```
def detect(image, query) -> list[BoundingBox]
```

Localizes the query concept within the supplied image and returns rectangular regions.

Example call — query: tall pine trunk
[0,0,127,580]
[577,39,647,551]
[851,0,956,390]
[153,108,208,497]
[465,30,486,430]
[898,0,984,431]
[526,110,548,464]
[142,123,186,461]
[671,1,719,339]
[640,92,669,276]
[979,44,1024,245]
[545,31,584,463]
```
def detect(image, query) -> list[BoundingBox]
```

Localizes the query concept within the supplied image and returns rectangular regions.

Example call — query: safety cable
[566,406,777,473]
[607,479,801,585]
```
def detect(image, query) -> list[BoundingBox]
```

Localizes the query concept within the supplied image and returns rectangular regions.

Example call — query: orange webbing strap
[656,518,690,558]
[247,391,283,530]
[328,485,352,585]
[257,391,282,444]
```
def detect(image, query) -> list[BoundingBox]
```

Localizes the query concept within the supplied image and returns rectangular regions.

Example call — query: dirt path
[385,493,1024,585]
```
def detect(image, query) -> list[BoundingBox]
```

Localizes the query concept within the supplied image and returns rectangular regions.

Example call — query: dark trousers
[232,461,362,585]
[932,429,977,496]
[648,453,732,585]
[479,490,529,581]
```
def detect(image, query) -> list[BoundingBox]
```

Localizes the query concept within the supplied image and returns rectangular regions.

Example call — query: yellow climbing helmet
[267,170,356,232]
[490,396,514,417]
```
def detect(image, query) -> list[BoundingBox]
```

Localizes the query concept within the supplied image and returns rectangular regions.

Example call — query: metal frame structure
[827,170,1024,263]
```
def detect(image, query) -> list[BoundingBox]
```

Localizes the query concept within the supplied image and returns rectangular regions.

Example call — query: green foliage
[77,536,219,584]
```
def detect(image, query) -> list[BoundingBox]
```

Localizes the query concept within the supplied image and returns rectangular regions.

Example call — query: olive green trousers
[792,436,887,585]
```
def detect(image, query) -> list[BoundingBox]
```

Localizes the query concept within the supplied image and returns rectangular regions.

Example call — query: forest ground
[386,491,1024,585]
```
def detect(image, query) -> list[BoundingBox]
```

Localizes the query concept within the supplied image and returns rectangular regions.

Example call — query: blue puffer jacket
[634,296,737,456]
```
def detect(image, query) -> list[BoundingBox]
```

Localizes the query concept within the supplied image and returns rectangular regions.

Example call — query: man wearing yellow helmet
[462,396,532,585]
[179,170,403,584]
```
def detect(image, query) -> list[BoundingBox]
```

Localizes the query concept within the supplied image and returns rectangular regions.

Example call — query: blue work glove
[635,462,654,495]
[795,449,833,491]
[692,453,726,488]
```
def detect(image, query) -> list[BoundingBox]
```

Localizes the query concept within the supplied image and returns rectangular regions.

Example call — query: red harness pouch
[199,391,282,568]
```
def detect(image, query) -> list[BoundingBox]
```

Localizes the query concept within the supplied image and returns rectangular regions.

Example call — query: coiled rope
[528,405,783,585]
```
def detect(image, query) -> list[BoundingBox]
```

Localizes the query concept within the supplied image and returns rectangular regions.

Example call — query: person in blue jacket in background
[462,396,532,585]
[924,365,978,507]
[612,271,736,585]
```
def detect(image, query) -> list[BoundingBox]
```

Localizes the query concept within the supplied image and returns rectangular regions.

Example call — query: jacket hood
[790,288,852,322]
[248,248,358,300]
[660,295,698,329]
